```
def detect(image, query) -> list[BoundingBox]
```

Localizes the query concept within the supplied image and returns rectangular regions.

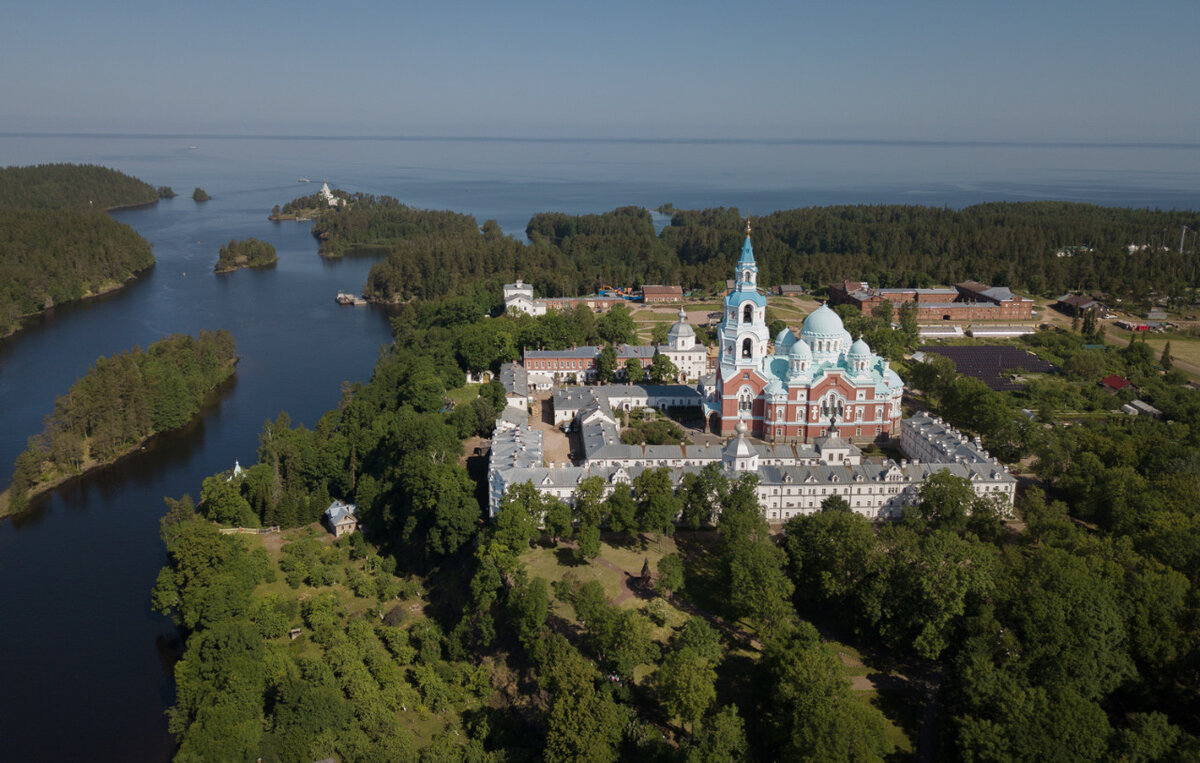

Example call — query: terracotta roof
[1100,374,1131,390]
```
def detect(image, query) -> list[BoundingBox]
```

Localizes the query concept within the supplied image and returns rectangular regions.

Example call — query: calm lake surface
[0,134,1197,760]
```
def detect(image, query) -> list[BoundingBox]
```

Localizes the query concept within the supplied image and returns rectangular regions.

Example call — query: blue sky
[3,0,1198,140]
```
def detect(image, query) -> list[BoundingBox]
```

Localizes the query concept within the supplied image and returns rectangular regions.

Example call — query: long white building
[486,380,1015,521]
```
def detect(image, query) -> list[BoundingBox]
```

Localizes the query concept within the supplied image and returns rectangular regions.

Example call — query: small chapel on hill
[707,222,904,443]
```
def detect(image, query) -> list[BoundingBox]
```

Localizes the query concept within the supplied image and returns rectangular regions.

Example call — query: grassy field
[446,383,481,406]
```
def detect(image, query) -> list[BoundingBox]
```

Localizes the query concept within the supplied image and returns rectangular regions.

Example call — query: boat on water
[336,292,367,306]
[188,145,198,150]
[298,178,311,183]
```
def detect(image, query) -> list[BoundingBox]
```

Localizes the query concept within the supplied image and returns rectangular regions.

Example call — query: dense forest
[0,163,160,336]
[0,163,158,210]
[6,331,237,514]
[0,208,155,335]
[214,238,278,273]
[325,196,1200,308]
[155,266,1200,758]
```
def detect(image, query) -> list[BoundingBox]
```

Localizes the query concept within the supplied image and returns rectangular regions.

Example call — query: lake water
[0,133,1197,760]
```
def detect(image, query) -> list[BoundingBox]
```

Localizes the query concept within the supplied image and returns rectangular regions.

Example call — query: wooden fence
[218,525,281,535]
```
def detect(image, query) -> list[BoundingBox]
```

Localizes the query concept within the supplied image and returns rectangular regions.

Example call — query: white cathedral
[486,222,1015,523]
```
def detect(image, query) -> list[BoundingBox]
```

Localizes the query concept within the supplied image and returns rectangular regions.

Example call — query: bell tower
[718,218,770,371]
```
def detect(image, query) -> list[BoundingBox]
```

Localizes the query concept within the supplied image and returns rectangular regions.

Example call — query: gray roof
[325,500,357,524]
[499,363,528,396]
[489,425,543,471]
[980,286,1017,301]
[902,412,994,464]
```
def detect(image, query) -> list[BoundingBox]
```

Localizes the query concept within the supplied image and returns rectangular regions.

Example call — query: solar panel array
[918,345,1055,392]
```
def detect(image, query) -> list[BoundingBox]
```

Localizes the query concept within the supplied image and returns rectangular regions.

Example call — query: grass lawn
[447,383,481,406]
[867,688,921,757]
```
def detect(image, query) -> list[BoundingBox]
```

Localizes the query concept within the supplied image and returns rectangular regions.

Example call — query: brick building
[829,279,1033,321]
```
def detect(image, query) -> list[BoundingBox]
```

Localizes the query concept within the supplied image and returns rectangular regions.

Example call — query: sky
[3,0,1199,141]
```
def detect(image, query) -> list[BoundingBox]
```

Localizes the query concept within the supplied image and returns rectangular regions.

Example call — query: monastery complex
[487,225,1016,523]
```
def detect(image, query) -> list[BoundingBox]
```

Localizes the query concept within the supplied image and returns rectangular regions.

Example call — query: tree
[908,352,956,405]
[727,540,795,638]
[598,304,636,345]
[1161,341,1173,370]
[908,471,977,532]
[683,705,749,763]
[649,353,680,383]
[508,577,549,645]
[820,495,851,513]
[680,463,728,529]
[576,524,601,560]
[651,322,670,345]
[871,300,894,324]
[783,509,879,608]
[760,623,893,760]
[656,553,685,596]
[1081,307,1098,337]
[544,498,574,542]
[494,482,542,555]
[874,527,996,659]
[897,301,919,340]
[604,489,638,536]
[658,646,718,733]
[624,358,646,384]
[573,475,608,527]
[199,474,257,527]
[634,467,680,535]
[595,344,617,383]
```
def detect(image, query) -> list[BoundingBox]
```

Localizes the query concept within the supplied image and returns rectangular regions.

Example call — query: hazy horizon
[5,2,1200,143]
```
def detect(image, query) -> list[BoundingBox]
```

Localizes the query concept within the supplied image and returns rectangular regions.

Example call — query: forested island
[0,163,160,336]
[154,196,1200,759]
[3,330,237,515]
[0,163,158,210]
[192,188,210,202]
[214,238,278,273]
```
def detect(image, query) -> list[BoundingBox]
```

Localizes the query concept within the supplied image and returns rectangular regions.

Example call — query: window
[742,338,753,358]
[743,304,753,323]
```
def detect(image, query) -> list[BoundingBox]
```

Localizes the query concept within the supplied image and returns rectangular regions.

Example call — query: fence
[218,525,281,535]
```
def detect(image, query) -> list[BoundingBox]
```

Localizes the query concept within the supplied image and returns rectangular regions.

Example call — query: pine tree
[1161,342,1173,370]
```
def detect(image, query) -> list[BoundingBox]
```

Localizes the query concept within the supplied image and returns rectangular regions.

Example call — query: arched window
[743,304,753,323]
[739,388,753,413]
[742,338,753,358]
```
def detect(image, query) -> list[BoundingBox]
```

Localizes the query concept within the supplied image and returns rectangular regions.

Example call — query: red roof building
[1100,374,1131,392]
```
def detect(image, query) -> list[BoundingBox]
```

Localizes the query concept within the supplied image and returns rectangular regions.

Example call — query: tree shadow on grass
[871,687,923,761]
[554,547,586,567]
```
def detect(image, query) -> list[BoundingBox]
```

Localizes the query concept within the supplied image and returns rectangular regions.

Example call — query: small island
[214,237,278,273]
[192,187,210,202]
[1,330,238,515]
[157,186,177,198]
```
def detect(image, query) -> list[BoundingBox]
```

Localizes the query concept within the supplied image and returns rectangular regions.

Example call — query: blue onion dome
[774,328,796,352]
[848,338,872,358]
[789,338,813,360]
[800,304,845,337]
[841,329,854,348]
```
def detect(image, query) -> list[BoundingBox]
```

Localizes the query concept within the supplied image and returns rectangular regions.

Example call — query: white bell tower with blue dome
[718,219,770,371]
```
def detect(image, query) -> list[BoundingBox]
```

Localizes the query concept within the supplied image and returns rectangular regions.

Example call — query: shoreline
[0,362,237,518]
[1,264,155,340]
[214,257,279,275]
